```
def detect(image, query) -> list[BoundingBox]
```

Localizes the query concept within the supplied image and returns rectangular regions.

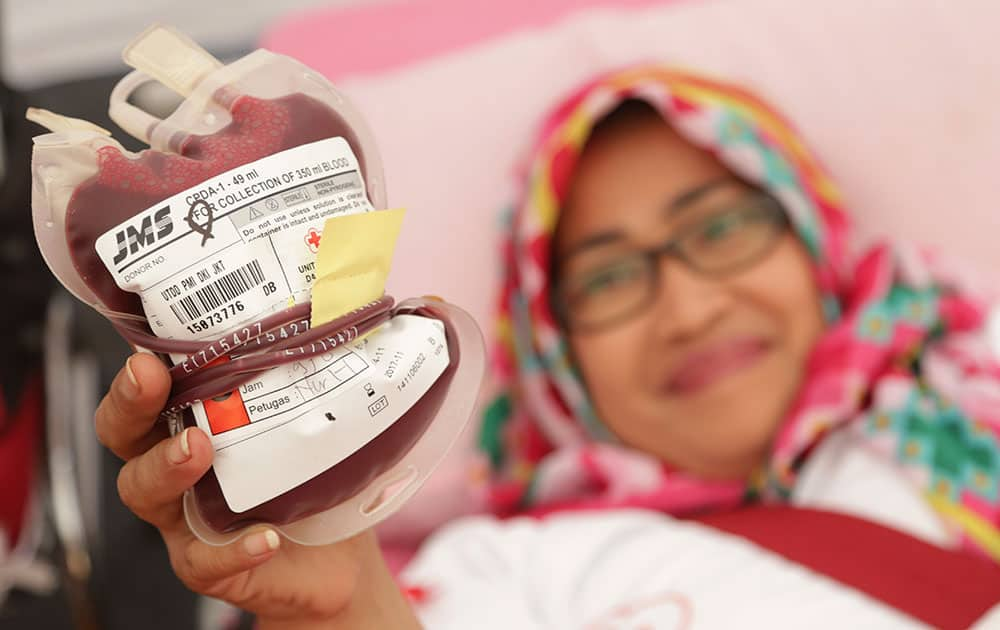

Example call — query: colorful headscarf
[480,66,1000,561]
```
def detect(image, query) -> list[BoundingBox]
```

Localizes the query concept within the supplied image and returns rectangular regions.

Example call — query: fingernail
[244,530,280,557]
[122,356,140,400]
[167,428,191,465]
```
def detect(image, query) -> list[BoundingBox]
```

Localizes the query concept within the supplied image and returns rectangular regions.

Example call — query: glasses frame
[552,193,790,333]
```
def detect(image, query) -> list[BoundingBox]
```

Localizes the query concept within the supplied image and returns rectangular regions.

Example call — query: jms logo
[113,207,173,265]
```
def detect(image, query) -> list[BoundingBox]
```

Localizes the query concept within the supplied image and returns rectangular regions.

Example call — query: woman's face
[554,107,826,479]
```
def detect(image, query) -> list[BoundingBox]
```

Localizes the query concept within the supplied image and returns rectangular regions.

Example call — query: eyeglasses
[552,193,789,332]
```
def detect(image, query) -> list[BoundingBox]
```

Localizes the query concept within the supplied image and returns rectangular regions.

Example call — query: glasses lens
[559,253,652,330]
[680,198,785,274]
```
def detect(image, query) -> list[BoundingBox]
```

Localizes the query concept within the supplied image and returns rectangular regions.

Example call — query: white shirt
[402,431,980,629]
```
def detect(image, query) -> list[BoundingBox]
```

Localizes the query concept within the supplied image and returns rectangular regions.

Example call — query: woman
[95,66,1000,628]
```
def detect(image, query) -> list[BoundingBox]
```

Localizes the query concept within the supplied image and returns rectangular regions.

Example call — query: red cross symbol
[305,228,322,253]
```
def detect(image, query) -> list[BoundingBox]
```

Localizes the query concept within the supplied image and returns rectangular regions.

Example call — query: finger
[117,427,213,529]
[170,527,281,593]
[96,353,172,459]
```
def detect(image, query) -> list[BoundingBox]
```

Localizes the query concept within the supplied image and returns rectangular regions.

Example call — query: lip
[665,337,772,396]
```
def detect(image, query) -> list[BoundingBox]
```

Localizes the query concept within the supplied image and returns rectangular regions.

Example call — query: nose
[650,256,730,342]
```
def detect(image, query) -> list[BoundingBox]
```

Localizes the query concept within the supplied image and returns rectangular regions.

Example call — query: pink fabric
[262,0,684,80]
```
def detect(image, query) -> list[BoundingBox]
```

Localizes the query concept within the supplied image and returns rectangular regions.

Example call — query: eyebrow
[558,230,627,263]
[666,177,734,216]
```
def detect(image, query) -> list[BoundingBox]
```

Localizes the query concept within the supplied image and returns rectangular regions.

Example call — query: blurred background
[3,0,358,88]
[1,0,997,628]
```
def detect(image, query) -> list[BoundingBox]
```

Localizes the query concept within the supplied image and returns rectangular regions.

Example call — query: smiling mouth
[665,338,772,396]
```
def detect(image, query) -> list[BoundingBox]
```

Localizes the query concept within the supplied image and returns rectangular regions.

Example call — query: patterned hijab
[480,65,1000,561]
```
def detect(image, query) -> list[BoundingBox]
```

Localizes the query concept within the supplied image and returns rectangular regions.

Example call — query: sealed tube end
[122,24,223,96]
[26,108,111,136]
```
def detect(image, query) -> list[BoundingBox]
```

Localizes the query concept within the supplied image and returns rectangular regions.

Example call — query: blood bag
[28,25,485,545]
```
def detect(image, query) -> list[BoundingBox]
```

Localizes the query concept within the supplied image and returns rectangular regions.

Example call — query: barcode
[169,260,265,324]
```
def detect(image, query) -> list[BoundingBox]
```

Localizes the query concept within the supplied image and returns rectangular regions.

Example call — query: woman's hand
[95,353,420,629]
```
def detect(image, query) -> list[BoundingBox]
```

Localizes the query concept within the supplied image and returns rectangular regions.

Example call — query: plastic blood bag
[67,90,369,315]
[28,26,485,545]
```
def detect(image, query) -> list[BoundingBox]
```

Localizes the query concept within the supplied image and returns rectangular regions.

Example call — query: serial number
[185,301,245,334]
[396,353,427,391]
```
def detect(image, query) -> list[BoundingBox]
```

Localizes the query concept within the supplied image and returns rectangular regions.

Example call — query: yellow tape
[310,208,405,327]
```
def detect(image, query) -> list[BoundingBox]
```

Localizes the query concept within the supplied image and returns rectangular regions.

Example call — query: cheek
[569,325,649,417]
[733,237,825,355]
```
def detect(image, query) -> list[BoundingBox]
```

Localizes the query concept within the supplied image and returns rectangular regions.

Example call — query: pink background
[264,0,677,80]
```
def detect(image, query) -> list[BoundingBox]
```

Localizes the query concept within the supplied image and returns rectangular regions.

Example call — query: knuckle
[116,465,138,511]
[93,399,118,450]
[182,543,223,588]
[116,456,159,523]
[166,542,199,590]
[180,542,201,582]
[95,391,135,458]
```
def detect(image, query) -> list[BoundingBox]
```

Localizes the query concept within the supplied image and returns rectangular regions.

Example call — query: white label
[211,314,449,512]
[95,138,451,512]
[96,137,371,339]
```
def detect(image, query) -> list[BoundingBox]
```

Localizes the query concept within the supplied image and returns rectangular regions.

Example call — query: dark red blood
[65,91,446,530]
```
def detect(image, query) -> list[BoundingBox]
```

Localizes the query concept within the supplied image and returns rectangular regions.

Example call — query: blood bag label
[95,138,450,512]
[96,137,372,339]
[210,314,448,512]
